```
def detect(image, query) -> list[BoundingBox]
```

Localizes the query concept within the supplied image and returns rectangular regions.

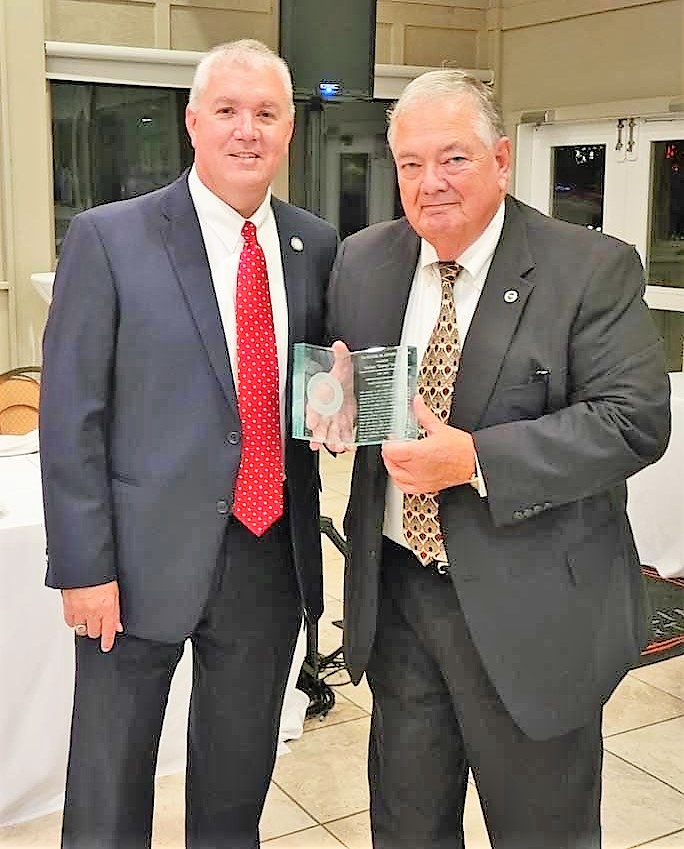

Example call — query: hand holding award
[292,341,418,449]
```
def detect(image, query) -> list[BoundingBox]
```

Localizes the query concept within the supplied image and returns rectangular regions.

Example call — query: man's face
[390,96,511,257]
[185,59,294,217]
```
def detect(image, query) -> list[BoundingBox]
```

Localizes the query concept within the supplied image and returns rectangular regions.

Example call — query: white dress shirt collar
[188,164,272,250]
[186,164,289,441]
[416,200,506,290]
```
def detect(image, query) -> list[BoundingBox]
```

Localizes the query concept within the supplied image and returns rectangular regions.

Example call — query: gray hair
[387,69,504,149]
[188,39,295,116]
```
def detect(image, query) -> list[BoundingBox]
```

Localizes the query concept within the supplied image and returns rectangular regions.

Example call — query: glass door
[627,122,684,371]
[518,117,684,371]
[324,126,397,239]
[523,121,635,239]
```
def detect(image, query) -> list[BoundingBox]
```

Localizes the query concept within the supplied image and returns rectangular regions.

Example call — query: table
[0,455,307,826]
[627,372,684,579]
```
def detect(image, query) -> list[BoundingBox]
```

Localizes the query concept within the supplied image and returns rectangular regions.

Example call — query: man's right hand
[62,580,123,652]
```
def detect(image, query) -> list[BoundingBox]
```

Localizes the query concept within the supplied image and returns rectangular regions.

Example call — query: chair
[0,367,41,435]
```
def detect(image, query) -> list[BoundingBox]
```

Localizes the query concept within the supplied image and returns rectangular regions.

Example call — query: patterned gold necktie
[403,261,462,565]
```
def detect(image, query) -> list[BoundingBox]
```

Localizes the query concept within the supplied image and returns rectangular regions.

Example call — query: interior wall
[0,0,54,370]
[376,1,487,66]
[45,0,278,51]
[492,0,684,119]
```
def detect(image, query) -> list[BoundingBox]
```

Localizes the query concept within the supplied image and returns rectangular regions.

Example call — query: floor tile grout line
[262,823,328,844]
[604,712,684,741]
[303,710,371,734]
[299,713,371,738]
[321,809,370,826]
[267,782,325,829]
[320,821,356,848]
[605,751,684,801]
[628,826,684,848]
[303,714,370,733]
[268,785,369,842]
[603,710,684,738]
[627,673,684,704]
[320,807,372,828]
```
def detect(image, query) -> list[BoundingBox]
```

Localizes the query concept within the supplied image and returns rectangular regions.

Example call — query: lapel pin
[503,289,519,303]
[290,236,304,252]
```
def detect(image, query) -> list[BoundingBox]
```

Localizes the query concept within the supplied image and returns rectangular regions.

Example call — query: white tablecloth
[627,372,684,578]
[0,456,307,826]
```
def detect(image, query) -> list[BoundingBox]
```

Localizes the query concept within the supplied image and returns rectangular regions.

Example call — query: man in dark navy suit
[40,39,337,849]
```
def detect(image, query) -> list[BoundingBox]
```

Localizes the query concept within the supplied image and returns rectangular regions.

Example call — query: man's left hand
[307,340,356,453]
[382,395,476,494]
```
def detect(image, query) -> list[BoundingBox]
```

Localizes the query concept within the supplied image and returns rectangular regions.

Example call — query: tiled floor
[3,449,684,848]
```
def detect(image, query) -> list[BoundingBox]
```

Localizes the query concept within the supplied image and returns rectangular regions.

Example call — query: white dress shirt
[383,200,505,551]
[188,165,289,438]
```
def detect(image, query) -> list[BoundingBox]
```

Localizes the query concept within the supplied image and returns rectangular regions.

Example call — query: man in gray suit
[40,40,337,849]
[323,71,670,848]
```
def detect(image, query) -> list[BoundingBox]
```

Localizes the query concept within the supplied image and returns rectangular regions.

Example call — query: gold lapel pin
[290,236,304,252]
[503,289,519,303]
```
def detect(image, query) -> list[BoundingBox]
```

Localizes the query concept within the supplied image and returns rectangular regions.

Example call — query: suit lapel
[271,199,310,435]
[451,196,536,431]
[272,198,308,347]
[375,219,421,347]
[159,175,237,411]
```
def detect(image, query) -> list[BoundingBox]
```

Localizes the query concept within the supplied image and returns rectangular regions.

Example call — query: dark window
[551,144,606,230]
[339,152,369,240]
[647,140,684,287]
[51,81,193,253]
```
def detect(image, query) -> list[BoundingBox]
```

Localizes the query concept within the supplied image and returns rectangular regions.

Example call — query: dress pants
[366,537,603,849]
[61,515,301,849]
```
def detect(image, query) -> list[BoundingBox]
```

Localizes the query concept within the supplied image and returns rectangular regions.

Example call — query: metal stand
[299,514,347,718]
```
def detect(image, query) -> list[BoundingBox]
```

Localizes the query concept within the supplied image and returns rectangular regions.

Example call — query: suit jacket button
[543,501,552,509]
[512,510,523,520]
[227,432,240,445]
[216,500,229,515]
[533,504,544,513]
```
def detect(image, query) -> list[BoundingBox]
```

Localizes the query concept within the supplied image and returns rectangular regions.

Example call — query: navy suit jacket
[41,172,338,642]
[328,196,671,740]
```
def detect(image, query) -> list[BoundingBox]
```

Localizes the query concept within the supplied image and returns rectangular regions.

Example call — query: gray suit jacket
[328,196,671,740]
[41,172,338,642]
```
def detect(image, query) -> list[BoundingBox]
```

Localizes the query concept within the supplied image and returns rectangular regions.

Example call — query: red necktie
[233,220,283,535]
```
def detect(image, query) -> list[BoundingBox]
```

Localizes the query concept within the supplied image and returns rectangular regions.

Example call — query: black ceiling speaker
[280,0,377,101]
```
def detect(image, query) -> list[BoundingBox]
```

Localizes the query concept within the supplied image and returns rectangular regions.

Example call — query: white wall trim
[511,96,682,130]
[45,41,203,88]
[45,42,494,98]
[373,63,493,99]
[645,286,684,314]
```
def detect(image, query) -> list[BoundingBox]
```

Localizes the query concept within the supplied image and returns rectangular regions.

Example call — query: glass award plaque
[292,343,418,447]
